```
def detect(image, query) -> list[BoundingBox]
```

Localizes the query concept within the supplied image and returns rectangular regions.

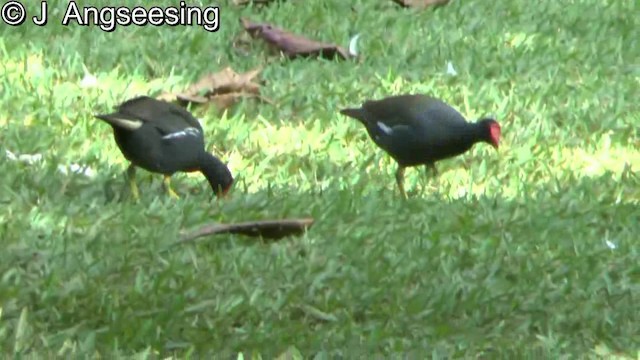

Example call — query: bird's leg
[163,175,180,199]
[425,163,438,177]
[126,164,140,201]
[395,166,407,199]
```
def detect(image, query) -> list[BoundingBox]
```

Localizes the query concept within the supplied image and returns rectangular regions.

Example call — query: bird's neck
[457,121,489,147]
[198,152,222,176]
[198,152,232,194]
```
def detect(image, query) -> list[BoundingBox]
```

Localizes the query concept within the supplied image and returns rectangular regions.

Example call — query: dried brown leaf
[177,218,315,244]
[158,67,265,109]
[392,0,450,8]
[240,18,355,60]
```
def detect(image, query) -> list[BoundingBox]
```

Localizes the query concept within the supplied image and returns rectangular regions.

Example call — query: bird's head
[480,118,501,150]
[200,153,234,199]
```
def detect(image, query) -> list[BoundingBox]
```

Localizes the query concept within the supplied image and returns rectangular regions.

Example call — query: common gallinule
[95,96,233,199]
[340,94,501,198]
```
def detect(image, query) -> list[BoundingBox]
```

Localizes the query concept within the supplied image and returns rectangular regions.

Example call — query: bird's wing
[97,96,205,142]
[363,94,467,129]
[152,107,204,141]
[360,94,432,126]
[361,94,472,150]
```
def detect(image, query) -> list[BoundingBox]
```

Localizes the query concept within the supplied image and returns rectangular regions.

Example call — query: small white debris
[80,73,98,88]
[7,149,95,178]
[446,61,458,76]
[80,64,98,88]
[5,150,43,164]
[605,240,617,250]
[57,163,96,178]
[377,121,394,135]
[162,127,201,140]
[348,33,361,57]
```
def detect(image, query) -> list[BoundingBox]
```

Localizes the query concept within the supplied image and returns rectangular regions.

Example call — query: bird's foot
[395,166,408,199]
[163,176,180,199]
[166,188,180,199]
[425,163,438,177]
[129,181,140,201]
[399,187,408,199]
[397,180,408,199]
[126,165,140,201]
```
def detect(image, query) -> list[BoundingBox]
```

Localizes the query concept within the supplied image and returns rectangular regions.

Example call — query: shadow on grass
[0,152,638,357]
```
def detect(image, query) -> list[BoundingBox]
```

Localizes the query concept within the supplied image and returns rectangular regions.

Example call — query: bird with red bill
[340,94,501,198]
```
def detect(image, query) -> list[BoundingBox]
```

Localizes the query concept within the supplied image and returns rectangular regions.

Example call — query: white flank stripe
[162,127,201,140]
[377,121,394,135]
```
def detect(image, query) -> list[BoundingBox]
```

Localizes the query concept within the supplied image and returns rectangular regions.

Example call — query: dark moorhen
[95,96,233,200]
[340,94,501,198]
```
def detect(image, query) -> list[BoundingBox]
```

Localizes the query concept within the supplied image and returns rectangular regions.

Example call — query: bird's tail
[94,113,143,131]
[339,107,367,123]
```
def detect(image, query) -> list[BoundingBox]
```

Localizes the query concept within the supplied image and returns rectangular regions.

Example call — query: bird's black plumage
[95,96,233,199]
[340,94,501,197]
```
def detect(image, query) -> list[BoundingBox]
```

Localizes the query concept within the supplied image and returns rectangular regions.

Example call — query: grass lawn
[1,0,639,357]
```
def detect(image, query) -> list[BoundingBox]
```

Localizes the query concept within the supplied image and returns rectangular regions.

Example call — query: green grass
[1,0,639,357]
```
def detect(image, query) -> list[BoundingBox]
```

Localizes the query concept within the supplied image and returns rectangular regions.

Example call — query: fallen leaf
[158,67,269,109]
[176,218,315,244]
[392,0,450,8]
[240,18,356,60]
